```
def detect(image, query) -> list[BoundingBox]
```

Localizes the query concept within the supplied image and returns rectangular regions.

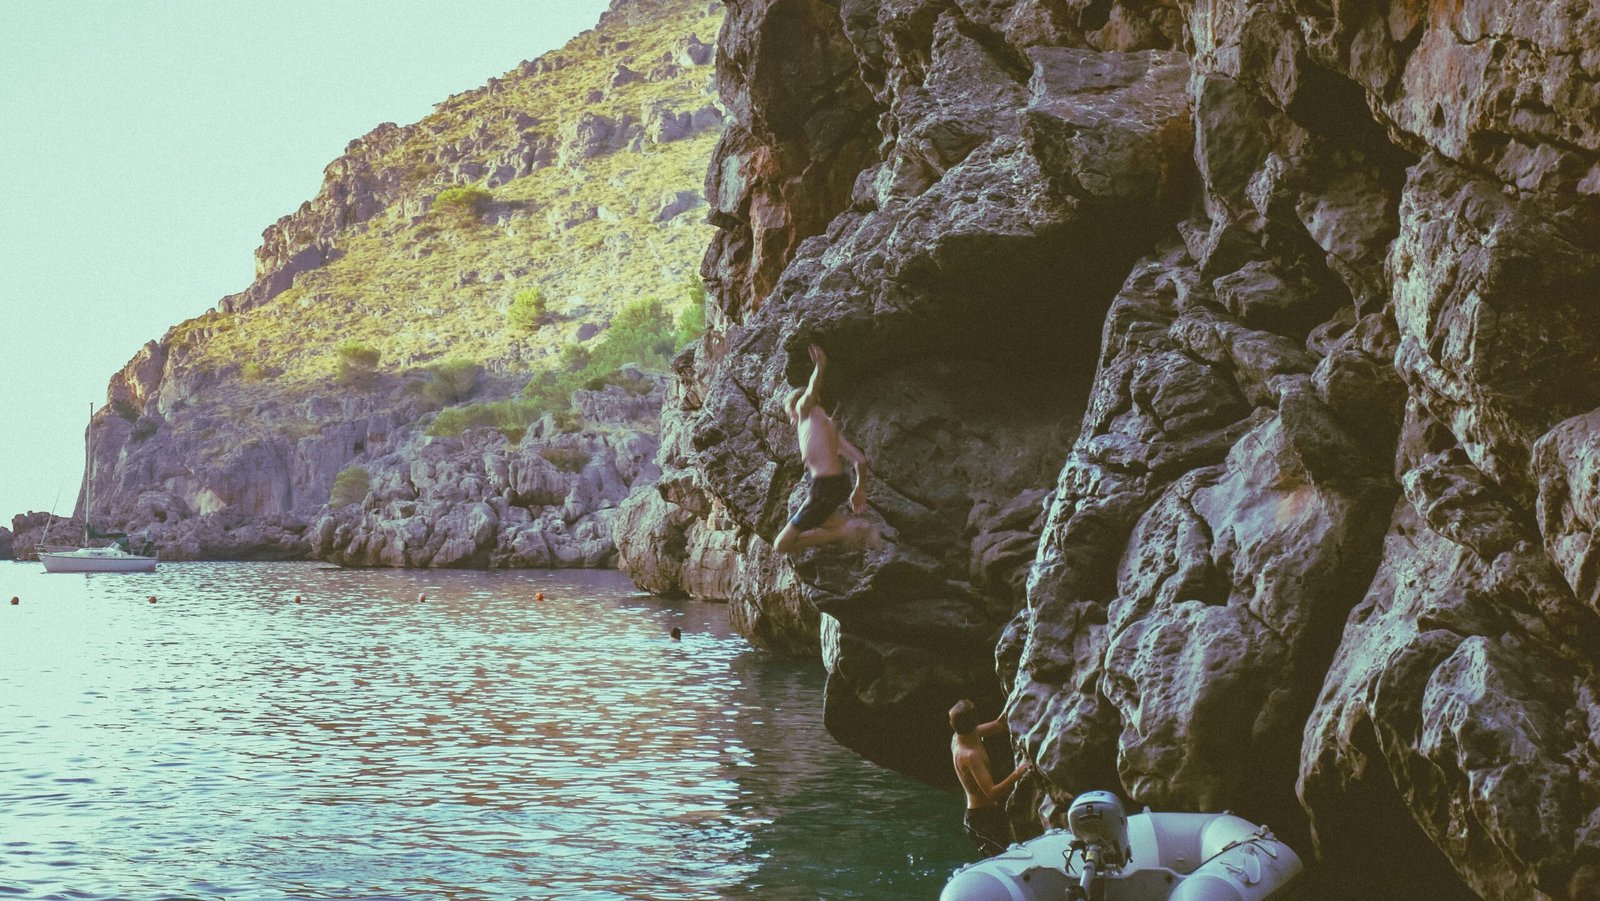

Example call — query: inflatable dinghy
[942,791,1302,901]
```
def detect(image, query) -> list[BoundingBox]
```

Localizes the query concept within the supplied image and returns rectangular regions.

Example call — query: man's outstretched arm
[977,715,1007,739]
[797,343,826,415]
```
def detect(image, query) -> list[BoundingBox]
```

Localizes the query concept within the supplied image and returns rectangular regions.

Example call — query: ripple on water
[1,563,971,899]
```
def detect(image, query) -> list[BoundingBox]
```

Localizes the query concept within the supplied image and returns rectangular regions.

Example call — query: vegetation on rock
[329,466,370,508]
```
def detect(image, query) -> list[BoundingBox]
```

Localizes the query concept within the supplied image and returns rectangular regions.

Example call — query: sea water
[0,563,972,900]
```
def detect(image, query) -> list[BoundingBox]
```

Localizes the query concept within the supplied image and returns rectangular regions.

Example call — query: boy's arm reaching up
[797,343,826,416]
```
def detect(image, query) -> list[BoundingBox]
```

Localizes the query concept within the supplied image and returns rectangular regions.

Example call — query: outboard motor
[1066,791,1130,899]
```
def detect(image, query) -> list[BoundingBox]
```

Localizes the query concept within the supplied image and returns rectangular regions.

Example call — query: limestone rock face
[309,377,664,569]
[617,0,1600,896]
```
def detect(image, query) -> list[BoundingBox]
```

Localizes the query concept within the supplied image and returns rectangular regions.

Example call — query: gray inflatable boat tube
[941,810,1303,901]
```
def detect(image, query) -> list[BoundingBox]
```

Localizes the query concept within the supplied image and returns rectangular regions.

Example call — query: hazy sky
[0,0,613,523]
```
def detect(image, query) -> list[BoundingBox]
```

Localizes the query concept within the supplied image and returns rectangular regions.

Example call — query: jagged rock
[616,0,1600,897]
[558,112,623,165]
[675,34,713,67]
[622,2,1194,784]
[642,102,722,145]
[653,189,702,222]
[610,63,642,88]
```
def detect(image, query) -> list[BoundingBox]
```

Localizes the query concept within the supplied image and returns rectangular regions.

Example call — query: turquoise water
[0,563,971,900]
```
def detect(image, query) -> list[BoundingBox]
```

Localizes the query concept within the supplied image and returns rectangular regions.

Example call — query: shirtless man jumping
[950,699,1029,858]
[773,343,876,554]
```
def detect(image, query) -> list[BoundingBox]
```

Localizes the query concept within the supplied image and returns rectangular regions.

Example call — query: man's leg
[778,512,856,553]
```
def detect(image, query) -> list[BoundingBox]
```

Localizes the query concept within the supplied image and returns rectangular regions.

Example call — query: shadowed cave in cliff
[784,199,1168,787]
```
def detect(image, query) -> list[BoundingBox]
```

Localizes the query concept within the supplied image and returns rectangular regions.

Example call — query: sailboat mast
[84,400,92,546]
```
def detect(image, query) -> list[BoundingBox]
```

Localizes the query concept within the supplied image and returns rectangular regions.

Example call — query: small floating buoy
[294,595,303,603]
[418,593,427,602]
[535,592,546,602]
[670,627,681,641]
[148,596,157,604]
[9,596,17,606]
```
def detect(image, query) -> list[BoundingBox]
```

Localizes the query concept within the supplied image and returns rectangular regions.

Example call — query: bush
[428,398,543,441]
[432,185,492,224]
[422,358,479,407]
[241,361,266,382]
[540,447,591,472]
[336,340,381,386]
[595,299,678,371]
[551,410,585,432]
[506,289,549,333]
[111,398,140,422]
[583,369,654,396]
[515,295,697,421]
[330,466,371,507]
[676,279,708,347]
[560,343,591,372]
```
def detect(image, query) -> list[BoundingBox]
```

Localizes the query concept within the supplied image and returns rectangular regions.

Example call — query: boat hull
[40,553,158,573]
[942,812,1303,901]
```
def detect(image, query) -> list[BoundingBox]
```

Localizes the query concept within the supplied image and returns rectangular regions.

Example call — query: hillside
[69,0,724,564]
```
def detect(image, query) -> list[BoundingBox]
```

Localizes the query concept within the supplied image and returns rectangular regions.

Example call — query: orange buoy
[148,596,157,604]
[9,597,17,606]
[535,592,546,601]
[418,593,427,602]
[294,595,303,603]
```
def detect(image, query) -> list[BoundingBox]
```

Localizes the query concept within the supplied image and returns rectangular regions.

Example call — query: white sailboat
[40,403,158,574]
[40,544,158,573]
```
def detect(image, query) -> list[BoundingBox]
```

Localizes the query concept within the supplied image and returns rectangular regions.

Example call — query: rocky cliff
[616,0,1600,896]
[73,0,724,565]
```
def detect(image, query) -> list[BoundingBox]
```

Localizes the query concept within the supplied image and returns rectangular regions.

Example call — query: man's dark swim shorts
[963,805,1010,858]
[790,473,853,531]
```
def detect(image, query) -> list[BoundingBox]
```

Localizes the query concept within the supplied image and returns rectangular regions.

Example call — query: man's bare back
[952,736,997,809]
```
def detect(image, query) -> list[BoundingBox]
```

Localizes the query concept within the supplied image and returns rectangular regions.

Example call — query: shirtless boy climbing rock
[773,343,880,555]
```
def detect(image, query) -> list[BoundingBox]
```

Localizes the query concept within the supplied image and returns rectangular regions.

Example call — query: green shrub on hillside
[676,284,707,347]
[330,466,371,507]
[596,299,678,370]
[337,340,381,385]
[517,294,700,419]
[428,398,543,442]
[583,369,654,395]
[432,185,492,224]
[241,361,266,382]
[506,288,549,333]
[422,358,479,406]
[560,344,591,372]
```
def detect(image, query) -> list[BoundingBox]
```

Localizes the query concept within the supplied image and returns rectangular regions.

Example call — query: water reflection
[0,563,968,899]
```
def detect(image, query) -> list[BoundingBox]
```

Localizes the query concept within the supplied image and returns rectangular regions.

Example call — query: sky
[0,0,614,523]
